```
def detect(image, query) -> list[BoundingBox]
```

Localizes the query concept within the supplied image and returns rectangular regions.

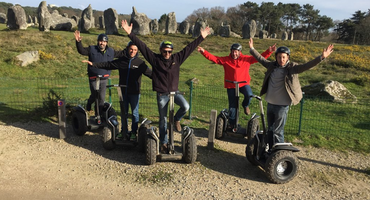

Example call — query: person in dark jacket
[249,38,334,146]
[121,19,211,153]
[74,30,124,114]
[83,41,152,141]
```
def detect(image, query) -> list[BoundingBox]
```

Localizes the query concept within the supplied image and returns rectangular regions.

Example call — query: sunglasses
[162,50,173,54]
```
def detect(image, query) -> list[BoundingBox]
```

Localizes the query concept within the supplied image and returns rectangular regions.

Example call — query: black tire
[137,126,148,153]
[246,118,259,143]
[264,150,299,184]
[245,137,259,166]
[183,133,197,163]
[145,135,157,165]
[102,127,115,150]
[71,111,87,136]
[215,116,225,139]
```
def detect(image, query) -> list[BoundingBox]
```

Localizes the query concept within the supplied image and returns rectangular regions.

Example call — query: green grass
[0,24,369,154]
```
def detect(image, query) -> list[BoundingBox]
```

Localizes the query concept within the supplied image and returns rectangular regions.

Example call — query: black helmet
[160,41,173,49]
[275,46,290,57]
[97,34,108,42]
[127,41,135,47]
[230,43,242,51]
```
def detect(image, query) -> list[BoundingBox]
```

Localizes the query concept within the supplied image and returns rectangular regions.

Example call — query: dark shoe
[129,131,137,141]
[160,143,168,154]
[116,132,123,140]
[175,121,182,132]
[244,107,250,115]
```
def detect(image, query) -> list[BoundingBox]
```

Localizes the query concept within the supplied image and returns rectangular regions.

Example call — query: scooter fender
[219,109,229,131]
[107,115,119,141]
[73,105,88,127]
[181,126,193,154]
[148,127,160,155]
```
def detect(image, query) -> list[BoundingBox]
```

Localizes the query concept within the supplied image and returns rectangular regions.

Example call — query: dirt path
[0,122,369,199]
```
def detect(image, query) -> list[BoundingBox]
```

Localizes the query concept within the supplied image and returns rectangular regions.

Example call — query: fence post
[188,80,193,119]
[208,109,217,149]
[298,92,304,135]
[108,78,112,103]
[58,99,67,139]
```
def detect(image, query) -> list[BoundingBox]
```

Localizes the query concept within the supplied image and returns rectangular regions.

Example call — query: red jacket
[201,49,272,88]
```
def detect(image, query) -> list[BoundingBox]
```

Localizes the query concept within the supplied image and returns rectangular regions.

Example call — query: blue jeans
[266,103,289,145]
[157,92,189,145]
[120,92,140,134]
[227,85,253,125]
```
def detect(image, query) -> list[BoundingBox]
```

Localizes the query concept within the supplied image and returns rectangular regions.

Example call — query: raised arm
[322,44,334,59]
[121,20,132,35]
[200,26,211,39]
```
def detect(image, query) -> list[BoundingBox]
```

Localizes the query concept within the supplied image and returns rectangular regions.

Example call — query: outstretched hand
[197,46,205,53]
[74,30,82,42]
[121,20,132,35]
[200,26,211,39]
[82,60,93,66]
[322,44,334,59]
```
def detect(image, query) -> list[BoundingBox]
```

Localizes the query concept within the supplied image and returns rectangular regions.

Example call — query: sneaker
[160,143,168,154]
[244,106,250,115]
[116,133,123,140]
[129,131,137,141]
[175,121,182,132]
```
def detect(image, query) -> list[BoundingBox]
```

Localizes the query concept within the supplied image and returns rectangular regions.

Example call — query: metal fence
[0,77,369,143]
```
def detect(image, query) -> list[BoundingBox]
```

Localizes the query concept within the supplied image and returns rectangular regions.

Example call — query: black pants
[87,78,108,113]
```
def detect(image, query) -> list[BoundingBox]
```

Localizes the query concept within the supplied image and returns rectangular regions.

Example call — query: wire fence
[1,77,369,145]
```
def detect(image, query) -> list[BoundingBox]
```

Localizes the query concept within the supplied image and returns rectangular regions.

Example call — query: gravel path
[0,122,369,199]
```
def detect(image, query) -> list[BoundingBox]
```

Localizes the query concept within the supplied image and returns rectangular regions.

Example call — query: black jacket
[92,49,152,94]
[128,32,204,93]
[76,41,124,78]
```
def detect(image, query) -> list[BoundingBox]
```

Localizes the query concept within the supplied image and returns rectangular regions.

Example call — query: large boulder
[130,7,151,35]
[302,80,357,103]
[179,20,190,34]
[259,30,268,39]
[104,8,119,35]
[281,31,288,40]
[242,20,256,39]
[150,19,158,34]
[165,12,177,34]
[0,12,7,23]
[192,18,208,38]
[15,51,39,67]
[7,5,27,30]
[98,16,104,29]
[288,31,294,40]
[79,4,95,32]
[38,1,76,31]
[219,23,230,37]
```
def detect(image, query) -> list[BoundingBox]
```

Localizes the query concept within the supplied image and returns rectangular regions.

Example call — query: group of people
[75,19,334,151]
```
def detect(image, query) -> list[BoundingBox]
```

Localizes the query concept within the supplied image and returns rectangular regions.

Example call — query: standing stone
[288,31,294,40]
[71,15,79,24]
[242,20,257,39]
[27,15,33,23]
[150,19,158,34]
[165,12,177,34]
[0,12,7,23]
[192,18,207,38]
[270,33,277,39]
[259,30,268,39]
[104,8,118,35]
[7,5,27,30]
[130,7,151,35]
[79,4,95,32]
[99,16,104,29]
[189,25,194,35]
[37,1,51,31]
[281,31,288,40]
[219,23,231,37]
[179,20,190,34]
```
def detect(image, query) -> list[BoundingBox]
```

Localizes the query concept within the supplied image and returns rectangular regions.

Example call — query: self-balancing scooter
[245,95,300,184]
[215,80,259,141]
[145,92,197,165]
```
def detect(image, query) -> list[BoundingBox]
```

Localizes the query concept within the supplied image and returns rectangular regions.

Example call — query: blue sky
[6,0,370,22]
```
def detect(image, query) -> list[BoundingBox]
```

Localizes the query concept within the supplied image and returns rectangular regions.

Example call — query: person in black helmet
[121,19,211,153]
[82,41,152,141]
[249,38,334,146]
[197,42,276,130]
[74,30,124,114]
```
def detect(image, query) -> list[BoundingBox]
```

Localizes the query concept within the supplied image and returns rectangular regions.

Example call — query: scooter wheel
[264,150,299,184]
[71,111,87,136]
[183,133,197,163]
[137,125,148,153]
[215,116,225,139]
[102,127,115,150]
[145,135,157,165]
[245,137,259,166]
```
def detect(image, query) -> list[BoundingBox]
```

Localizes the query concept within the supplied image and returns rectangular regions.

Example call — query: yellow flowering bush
[38,50,55,60]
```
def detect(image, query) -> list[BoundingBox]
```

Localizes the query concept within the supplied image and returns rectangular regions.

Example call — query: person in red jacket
[197,42,276,129]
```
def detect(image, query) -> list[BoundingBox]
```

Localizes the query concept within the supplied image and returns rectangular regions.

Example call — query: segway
[145,91,197,165]
[71,75,119,146]
[215,80,259,141]
[103,84,150,151]
[245,95,300,184]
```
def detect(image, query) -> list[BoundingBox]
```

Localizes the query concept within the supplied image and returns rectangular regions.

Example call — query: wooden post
[208,109,217,149]
[58,99,67,139]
